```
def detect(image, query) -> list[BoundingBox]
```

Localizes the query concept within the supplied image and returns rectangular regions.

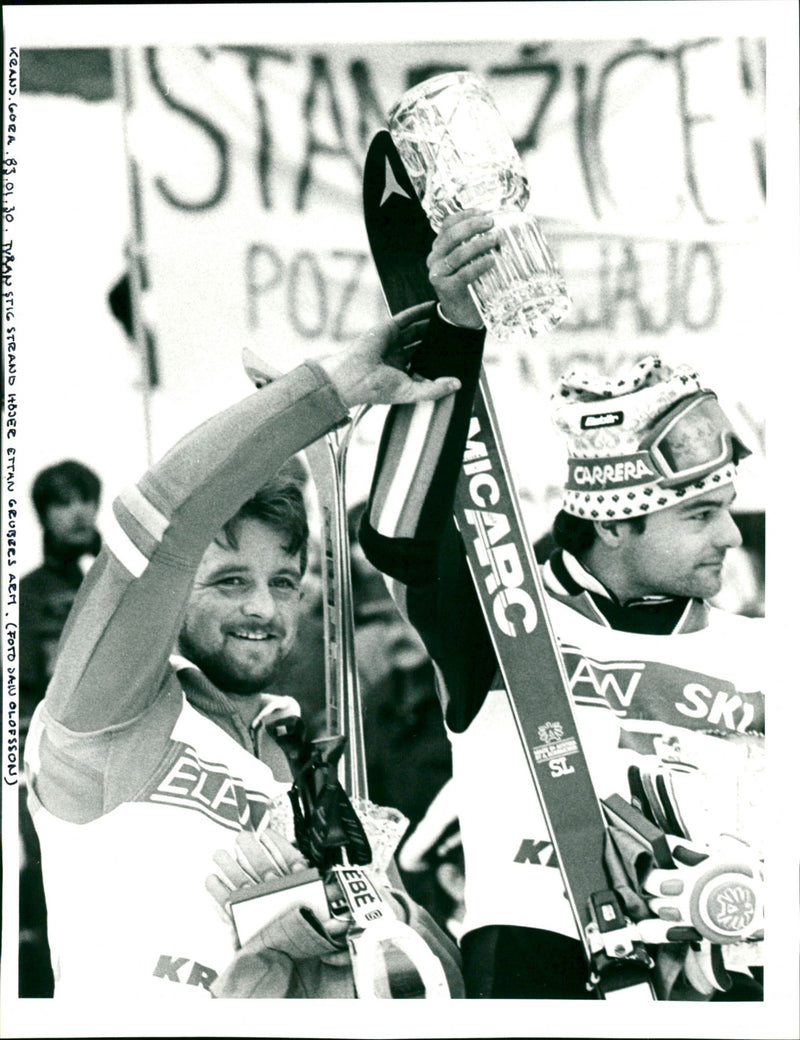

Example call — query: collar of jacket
[169,654,295,782]
[543,549,709,635]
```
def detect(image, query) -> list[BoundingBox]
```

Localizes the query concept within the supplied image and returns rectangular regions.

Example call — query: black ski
[363,129,657,999]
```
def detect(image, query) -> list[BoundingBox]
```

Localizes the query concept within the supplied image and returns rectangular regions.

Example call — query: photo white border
[2,4,797,1038]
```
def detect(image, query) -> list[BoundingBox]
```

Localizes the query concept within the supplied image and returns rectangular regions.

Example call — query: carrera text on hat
[567,453,657,492]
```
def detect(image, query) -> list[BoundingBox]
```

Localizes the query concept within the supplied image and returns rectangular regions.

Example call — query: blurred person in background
[398,779,466,944]
[18,459,102,998]
[350,501,453,834]
[20,460,102,733]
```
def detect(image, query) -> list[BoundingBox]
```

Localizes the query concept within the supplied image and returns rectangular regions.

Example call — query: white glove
[641,834,763,945]
[206,827,308,906]
[206,828,350,961]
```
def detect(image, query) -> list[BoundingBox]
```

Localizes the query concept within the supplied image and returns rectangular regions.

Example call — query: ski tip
[242,347,282,389]
[365,128,393,159]
[362,127,422,220]
[362,126,437,315]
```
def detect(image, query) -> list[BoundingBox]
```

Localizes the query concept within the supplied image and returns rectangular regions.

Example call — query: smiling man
[23,303,464,998]
[178,489,308,704]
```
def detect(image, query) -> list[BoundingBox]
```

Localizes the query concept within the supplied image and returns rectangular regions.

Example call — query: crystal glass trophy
[388,71,570,340]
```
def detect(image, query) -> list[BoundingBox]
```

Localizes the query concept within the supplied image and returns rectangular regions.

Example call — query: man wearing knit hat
[360,211,764,1000]
[549,353,748,606]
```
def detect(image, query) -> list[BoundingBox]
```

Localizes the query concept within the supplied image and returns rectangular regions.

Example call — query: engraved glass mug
[388,71,570,340]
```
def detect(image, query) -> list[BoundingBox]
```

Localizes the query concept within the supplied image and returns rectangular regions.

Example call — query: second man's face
[179,517,305,695]
[614,484,743,601]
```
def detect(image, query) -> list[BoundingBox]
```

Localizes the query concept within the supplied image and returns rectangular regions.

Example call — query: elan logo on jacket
[143,743,273,831]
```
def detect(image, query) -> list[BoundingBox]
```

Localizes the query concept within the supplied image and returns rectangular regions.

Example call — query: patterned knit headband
[550,356,737,521]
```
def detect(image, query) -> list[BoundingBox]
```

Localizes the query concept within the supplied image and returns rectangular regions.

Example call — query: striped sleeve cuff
[369,395,456,540]
[107,484,171,576]
[369,310,485,542]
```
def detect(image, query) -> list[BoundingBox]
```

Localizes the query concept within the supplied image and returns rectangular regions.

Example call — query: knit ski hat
[550,356,748,521]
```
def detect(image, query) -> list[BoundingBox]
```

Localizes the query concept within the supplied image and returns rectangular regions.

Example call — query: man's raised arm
[43,305,462,736]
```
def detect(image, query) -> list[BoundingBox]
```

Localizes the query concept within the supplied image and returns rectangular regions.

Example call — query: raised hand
[317,300,462,407]
[427,209,499,328]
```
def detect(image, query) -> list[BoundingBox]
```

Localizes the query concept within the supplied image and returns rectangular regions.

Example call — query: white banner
[123,38,766,521]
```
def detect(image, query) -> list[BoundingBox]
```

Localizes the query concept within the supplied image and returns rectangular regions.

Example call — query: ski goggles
[638,391,751,489]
